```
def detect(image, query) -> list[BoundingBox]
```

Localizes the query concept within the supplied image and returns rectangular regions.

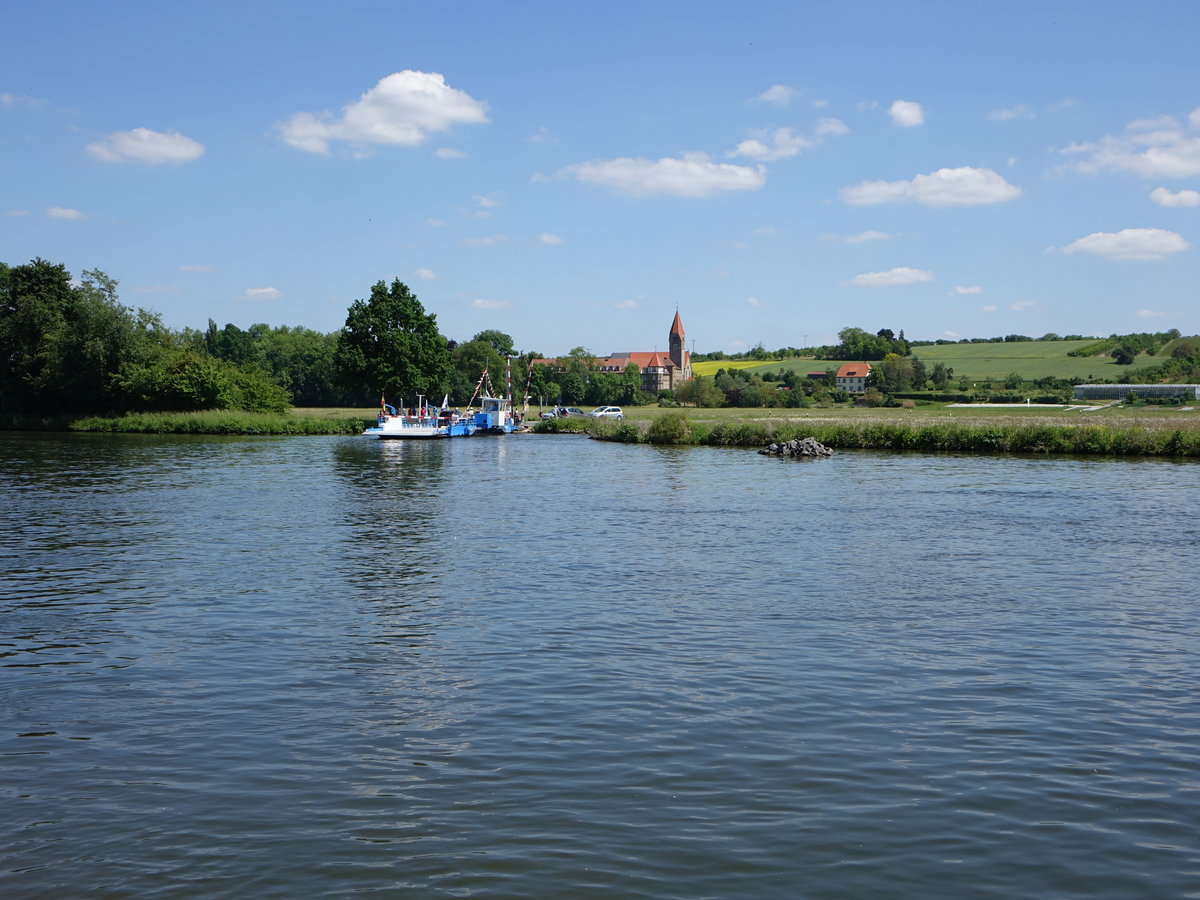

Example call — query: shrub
[646,411,695,444]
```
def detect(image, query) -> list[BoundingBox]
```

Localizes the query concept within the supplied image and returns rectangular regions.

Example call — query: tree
[1111,346,1136,365]
[471,329,515,357]
[334,279,452,403]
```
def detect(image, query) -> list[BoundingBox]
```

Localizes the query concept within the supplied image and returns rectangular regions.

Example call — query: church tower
[668,310,689,379]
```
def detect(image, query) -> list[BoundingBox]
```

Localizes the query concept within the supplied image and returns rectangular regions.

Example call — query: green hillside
[695,339,1170,382]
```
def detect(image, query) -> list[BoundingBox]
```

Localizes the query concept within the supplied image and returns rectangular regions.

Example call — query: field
[692,339,1166,382]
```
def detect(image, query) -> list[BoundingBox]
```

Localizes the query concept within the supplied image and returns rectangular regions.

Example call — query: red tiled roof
[836,362,871,378]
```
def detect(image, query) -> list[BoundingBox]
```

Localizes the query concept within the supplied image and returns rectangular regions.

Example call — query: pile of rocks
[759,437,833,458]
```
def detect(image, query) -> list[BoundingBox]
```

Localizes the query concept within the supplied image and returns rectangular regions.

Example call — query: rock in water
[759,437,833,458]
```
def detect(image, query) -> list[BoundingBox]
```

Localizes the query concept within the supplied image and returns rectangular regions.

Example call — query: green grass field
[693,339,1167,382]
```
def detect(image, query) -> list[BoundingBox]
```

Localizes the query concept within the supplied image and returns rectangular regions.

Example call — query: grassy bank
[559,410,1200,457]
[67,409,369,435]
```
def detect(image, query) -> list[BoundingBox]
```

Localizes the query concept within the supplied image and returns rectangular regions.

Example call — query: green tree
[334,279,452,403]
[471,329,515,357]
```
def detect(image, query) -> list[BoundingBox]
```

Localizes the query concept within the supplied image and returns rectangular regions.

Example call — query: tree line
[0,258,669,418]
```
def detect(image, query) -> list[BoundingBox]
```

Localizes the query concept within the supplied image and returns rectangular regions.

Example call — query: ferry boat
[470,394,522,434]
[363,397,477,439]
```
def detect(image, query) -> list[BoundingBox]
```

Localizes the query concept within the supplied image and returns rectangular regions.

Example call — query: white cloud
[889,100,924,127]
[613,299,638,309]
[1150,186,1200,207]
[87,127,205,165]
[850,267,934,287]
[134,284,180,294]
[1062,227,1189,260]
[436,147,466,159]
[988,104,1035,121]
[242,287,282,300]
[415,268,438,280]
[180,264,214,272]
[461,234,508,247]
[540,233,564,245]
[951,285,984,295]
[426,218,445,227]
[982,305,998,312]
[1060,108,1200,178]
[745,296,761,306]
[841,166,1022,207]
[279,70,489,155]
[752,226,779,236]
[753,85,797,107]
[943,330,960,338]
[1138,308,1167,318]
[471,298,513,309]
[561,152,766,197]
[731,127,814,161]
[1010,300,1036,311]
[527,126,556,144]
[47,206,86,219]
[5,209,30,216]
[844,229,892,243]
[1,92,44,109]
[815,117,849,137]
[475,194,500,208]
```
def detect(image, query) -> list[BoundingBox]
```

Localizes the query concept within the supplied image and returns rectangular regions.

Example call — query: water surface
[2,433,1198,898]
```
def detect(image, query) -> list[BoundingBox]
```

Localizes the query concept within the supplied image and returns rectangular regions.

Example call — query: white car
[590,406,624,419]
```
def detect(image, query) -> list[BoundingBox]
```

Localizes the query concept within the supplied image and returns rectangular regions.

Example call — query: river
[1,432,1198,898]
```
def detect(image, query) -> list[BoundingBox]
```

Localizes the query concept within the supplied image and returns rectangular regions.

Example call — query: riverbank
[5,404,1200,456]
[545,409,1200,457]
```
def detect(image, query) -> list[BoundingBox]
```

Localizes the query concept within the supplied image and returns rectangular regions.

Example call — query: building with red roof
[532,311,693,393]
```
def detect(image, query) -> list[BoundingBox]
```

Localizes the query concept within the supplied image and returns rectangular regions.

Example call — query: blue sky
[4,1,1199,356]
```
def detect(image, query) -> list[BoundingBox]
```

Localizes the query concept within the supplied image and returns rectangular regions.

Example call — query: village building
[836,362,872,394]
[533,311,692,393]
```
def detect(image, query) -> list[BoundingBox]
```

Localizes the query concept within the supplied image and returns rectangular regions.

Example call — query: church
[532,311,692,394]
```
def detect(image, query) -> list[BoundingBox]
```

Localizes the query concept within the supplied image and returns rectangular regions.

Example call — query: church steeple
[668,309,686,374]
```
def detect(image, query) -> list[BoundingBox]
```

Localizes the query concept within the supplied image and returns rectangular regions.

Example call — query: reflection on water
[2,432,1199,899]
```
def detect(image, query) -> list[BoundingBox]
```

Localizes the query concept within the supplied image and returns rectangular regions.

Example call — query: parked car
[539,406,588,420]
[589,406,624,419]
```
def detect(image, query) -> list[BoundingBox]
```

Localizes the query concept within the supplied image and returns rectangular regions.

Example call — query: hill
[693,339,1171,383]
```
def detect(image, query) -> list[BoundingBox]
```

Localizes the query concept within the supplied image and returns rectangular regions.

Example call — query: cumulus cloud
[816,117,849,137]
[1060,109,1200,178]
[731,117,848,163]
[279,71,489,155]
[982,305,998,312]
[849,267,934,287]
[540,233,564,245]
[1151,186,1200,207]
[844,230,892,243]
[471,298,513,309]
[988,104,1035,121]
[753,85,797,107]
[436,147,467,159]
[745,296,762,306]
[415,268,438,280]
[841,166,1022,207]
[560,152,765,197]
[1138,308,1167,318]
[242,287,282,300]
[889,100,924,127]
[1062,227,1189,260]
[461,234,508,247]
[47,206,86,219]
[730,127,814,161]
[951,285,984,295]
[1010,300,1036,311]
[86,128,205,165]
